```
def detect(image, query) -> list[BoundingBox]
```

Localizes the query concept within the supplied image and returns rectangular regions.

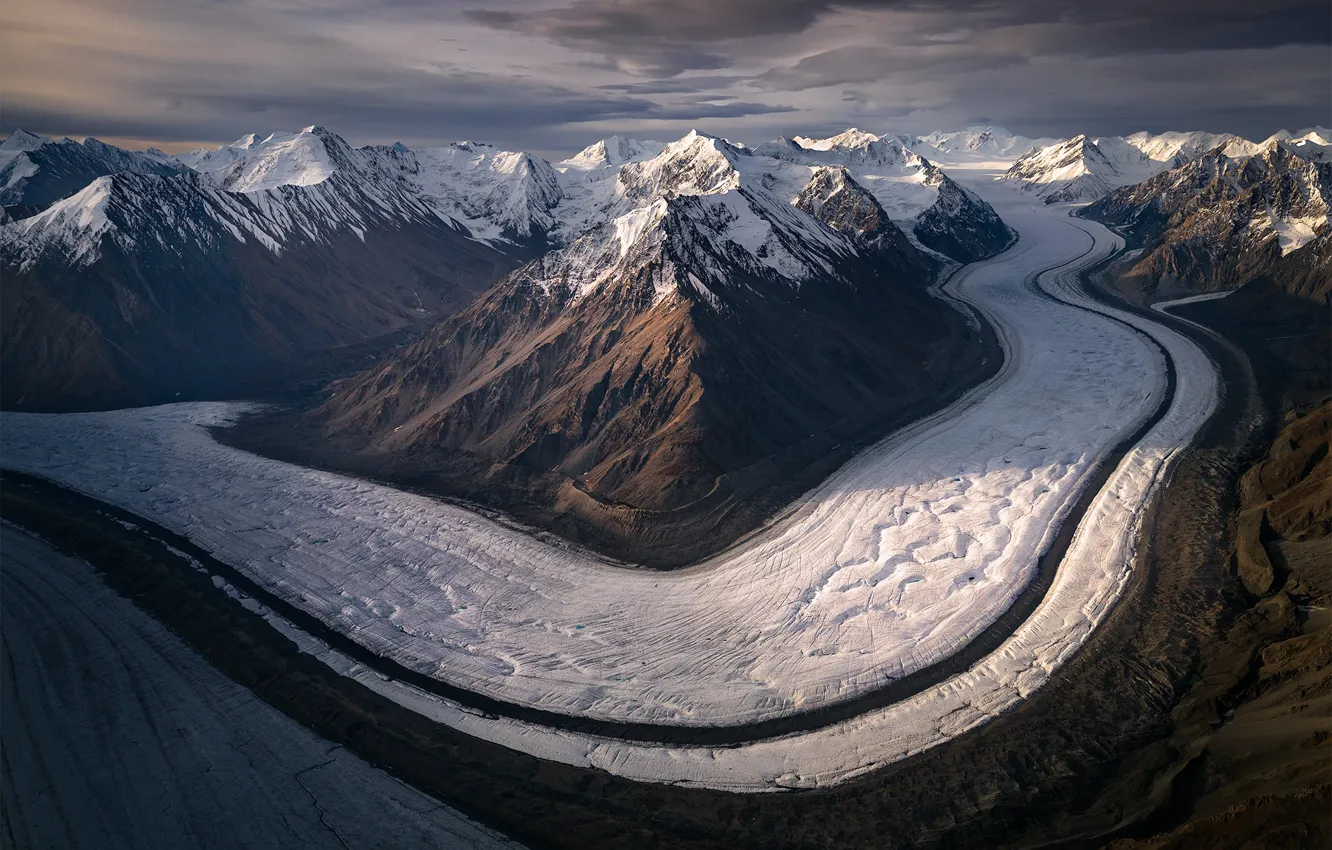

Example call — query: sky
[1,0,1328,158]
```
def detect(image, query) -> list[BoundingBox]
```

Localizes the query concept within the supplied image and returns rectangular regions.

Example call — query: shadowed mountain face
[0,132,186,215]
[755,130,1016,262]
[0,130,521,411]
[308,144,984,518]
[2,201,511,410]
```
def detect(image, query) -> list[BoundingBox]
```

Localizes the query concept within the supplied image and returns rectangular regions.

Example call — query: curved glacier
[0,192,1220,791]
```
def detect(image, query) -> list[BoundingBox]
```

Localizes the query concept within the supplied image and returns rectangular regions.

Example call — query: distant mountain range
[0,130,184,216]
[1003,127,1328,203]
[2,121,1327,420]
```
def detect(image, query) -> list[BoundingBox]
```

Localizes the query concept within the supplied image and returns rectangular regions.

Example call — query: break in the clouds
[1,0,1326,156]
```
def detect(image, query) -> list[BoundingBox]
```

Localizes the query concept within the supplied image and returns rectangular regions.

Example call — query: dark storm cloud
[1,0,1325,154]
[646,101,796,119]
[758,46,1029,92]
[467,0,841,75]
[2,52,793,154]
[598,76,753,94]
[1,86,660,147]
[467,1,836,44]
[468,0,1329,75]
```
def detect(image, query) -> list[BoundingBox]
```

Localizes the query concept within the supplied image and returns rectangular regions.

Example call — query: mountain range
[3,116,1328,561]
[0,124,1019,410]
[0,130,184,218]
[3,122,1327,546]
[0,127,519,409]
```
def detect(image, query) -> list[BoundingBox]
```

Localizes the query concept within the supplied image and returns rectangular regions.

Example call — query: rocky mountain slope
[754,129,1015,261]
[0,126,518,410]
[1004,127,1328,203]
[1083,139,1331,303]
[299,131,988,553]
[1006,132,1242,203]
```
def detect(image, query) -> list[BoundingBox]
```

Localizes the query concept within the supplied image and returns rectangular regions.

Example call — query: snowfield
[0,185,1220,791]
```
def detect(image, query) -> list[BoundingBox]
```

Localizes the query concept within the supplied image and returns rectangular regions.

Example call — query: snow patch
[1269,213,1322,255]
[613,200,666,257]
[215,129,337,192]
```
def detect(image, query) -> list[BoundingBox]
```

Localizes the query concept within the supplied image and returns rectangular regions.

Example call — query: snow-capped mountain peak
[3,129,50,146]
[748,128,1013,261]
[913,126,1053,163]
[507,123,1023,312]
[1120,130,1247,165]
[758,130,929,176]
[381,139,563,248]
[1004,128,1314,204]
[1265,127,1331,146]
[0,129,53,167]
[164,128,568,253]
[559,135,666,174]
[1263,127,1332,164]
[176,133,262,173]
[211,126,345,192]
[614,130,748,204]
[793,127,881,151]
[495,127,943,309]
[10,175,115,267]
[1006,134,1163,203]
[923,125,1007,151]
[1,132,186,210]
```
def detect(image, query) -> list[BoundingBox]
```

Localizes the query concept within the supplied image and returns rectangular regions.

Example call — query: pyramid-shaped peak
[790,128,884,152]
[824,128,881,147]
[616,131,747,201]
[4,129,50,146]
[562,135,665,171]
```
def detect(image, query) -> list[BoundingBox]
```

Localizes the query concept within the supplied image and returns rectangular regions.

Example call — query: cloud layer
[2,0,1326,156]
